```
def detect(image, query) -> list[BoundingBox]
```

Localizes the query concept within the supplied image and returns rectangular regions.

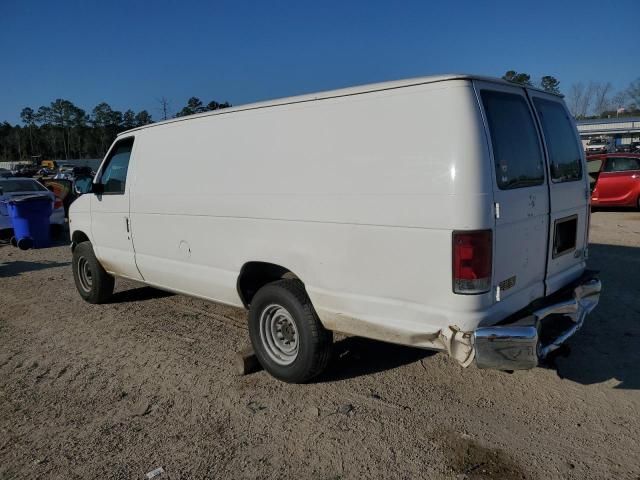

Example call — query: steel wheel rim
[77,256,93,293]
[259,304,299,365]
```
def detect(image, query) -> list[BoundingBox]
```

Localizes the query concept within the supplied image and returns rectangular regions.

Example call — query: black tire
[72,241,115,304]
[248,279,332,383]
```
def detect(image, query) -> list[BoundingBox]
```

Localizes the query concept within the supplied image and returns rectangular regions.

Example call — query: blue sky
[1,0,637,123]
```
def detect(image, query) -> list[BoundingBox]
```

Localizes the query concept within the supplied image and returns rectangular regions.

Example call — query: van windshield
[481,90,545,189]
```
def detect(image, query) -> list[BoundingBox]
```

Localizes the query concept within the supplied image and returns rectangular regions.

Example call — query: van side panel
[130,80,496,339]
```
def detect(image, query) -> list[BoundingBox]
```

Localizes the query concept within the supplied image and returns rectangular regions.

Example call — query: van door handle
[125,217,130,233]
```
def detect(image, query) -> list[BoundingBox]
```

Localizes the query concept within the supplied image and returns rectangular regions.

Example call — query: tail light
[452,230,492,294]
[54,197,63,209]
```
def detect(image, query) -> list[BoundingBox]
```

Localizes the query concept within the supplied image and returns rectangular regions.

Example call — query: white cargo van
[69,74,601,383]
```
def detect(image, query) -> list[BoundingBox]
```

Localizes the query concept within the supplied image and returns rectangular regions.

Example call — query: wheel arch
[71,230,90,251]
[236,261,301,308]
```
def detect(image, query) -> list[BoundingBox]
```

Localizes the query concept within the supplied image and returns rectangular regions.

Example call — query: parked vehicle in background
[69,74,601,383]
[51,166,95,199]
[49,165,93,182]
[631,141,640,153]
[588,153,640,209]
[585,137,611,154]
[0,168,12,178]
[72,166,94,178]
[41,160,58,170]
[14,165,39,178]
[0,178,65,236]
[54,169,73,180]
[42,178,76,218]
[614,144,633,153]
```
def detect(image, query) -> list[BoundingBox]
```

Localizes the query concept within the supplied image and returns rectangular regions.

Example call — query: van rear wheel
[248,279,332,383]
[72,241,115,304]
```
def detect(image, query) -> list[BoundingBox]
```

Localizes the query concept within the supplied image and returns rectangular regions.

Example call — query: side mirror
[91,182,104,195]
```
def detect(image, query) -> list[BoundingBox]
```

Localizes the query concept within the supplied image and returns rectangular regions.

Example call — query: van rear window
[532,98,582,182]
[481,91,545,190]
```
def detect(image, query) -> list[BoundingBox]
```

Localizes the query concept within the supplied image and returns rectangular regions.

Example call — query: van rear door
[474,81,549,305]
[527,91,588,293]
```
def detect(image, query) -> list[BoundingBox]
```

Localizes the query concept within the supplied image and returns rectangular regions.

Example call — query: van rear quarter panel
[129,80,495,339]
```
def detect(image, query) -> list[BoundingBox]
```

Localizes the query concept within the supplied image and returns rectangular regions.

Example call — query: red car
[587,153,640,208]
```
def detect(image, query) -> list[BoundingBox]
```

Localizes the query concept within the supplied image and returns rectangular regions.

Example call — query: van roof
[120,74,562,136]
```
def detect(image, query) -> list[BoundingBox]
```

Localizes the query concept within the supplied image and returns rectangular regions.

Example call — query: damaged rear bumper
[473,273,601,370]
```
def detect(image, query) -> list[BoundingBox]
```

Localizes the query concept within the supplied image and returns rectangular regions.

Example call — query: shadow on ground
[109,286,175,304]
[554,242,640,389]
[318,336,435,383]
[592,206,640,215]
[0,260,70,278]
[317,241,639,386]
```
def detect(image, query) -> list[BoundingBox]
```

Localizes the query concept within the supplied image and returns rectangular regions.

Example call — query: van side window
[603,157,640,172]
[532,98,582,183]
[481,91,545,189]
[99,138,134,194]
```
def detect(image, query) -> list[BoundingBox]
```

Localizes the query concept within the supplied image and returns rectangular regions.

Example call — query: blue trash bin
[4,194,53,250]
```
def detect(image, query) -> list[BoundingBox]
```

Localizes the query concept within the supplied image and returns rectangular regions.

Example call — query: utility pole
[157,97,171,121]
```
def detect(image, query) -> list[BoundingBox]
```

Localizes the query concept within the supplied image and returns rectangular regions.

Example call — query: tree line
[2,73,640,163]
[501,70,640,119]
[0,96,231,162]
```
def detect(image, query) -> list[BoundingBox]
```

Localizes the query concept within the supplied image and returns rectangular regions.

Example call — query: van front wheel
[248,279,332,383]
[72,241,115,304]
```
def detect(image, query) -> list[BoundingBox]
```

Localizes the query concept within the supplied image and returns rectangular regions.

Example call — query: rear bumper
[473,273,601,370]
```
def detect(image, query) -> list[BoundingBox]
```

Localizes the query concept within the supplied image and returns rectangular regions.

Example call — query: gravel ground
[0,210,639,479]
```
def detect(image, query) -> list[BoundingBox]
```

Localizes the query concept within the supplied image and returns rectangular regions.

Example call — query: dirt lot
[1,211,639,479]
